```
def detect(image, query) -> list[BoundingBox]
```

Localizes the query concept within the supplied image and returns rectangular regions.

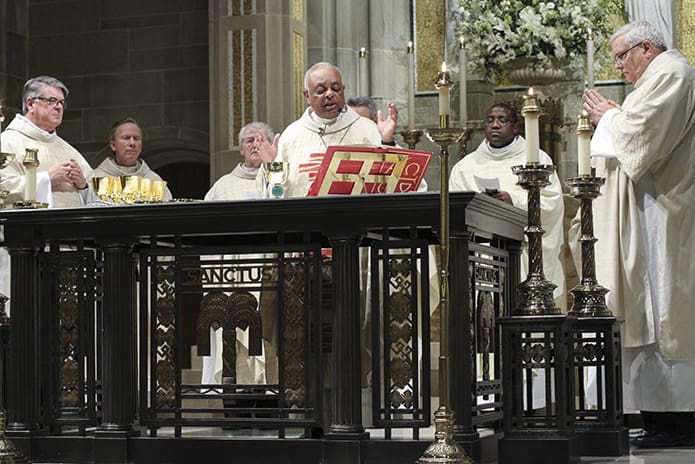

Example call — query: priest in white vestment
[88,117,173,203]
[450,103,566,311]
[0,76,92,309]
[201,121,279,389]
[580,20,695,448]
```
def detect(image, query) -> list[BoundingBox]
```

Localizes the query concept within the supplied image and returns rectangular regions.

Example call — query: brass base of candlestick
[400,129,423,149]
[13,200,49,209]
[512,163,561,316]
[416,406,473,464]
[0,409,28,463]
[567,175,612,317]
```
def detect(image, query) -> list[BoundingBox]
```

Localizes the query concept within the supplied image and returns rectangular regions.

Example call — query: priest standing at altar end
[580,19,695,448]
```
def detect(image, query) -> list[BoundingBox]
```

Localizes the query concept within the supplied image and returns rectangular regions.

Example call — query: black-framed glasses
[34,96,67,109]
[485,116,513,126]
[613,42,643,64]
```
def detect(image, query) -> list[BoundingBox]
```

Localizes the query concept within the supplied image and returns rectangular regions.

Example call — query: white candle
[359,47,369,96]
[407,41,416,130]
[577,111,592,176]
[25,165,36,202]
[587,28,595,89]
[458,37,467,126]
[523,87,540,163]
[437,62,451,119]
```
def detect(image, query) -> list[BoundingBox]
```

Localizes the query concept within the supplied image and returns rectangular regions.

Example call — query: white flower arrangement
[453,0,624,83]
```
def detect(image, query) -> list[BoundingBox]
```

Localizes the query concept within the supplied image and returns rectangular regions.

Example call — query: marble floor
[581,448,695,463]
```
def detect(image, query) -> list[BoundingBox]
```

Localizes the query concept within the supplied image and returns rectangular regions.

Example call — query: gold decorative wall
[229,29,256,146]
[676,0,695,65]
[415,0,445,92]
[293,31,306,120]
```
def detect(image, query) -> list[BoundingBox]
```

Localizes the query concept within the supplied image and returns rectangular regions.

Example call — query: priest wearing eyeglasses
[0,75,92,208]
[579,20,695,448]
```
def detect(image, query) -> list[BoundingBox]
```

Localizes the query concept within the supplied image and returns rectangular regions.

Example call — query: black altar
[0,192,525,464]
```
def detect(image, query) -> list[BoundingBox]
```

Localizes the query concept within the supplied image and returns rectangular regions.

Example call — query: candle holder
[14,148,48,209]
[511,163,560,316]
[419,126,473,464]
[566,175,610,317]
[399,129,423,149]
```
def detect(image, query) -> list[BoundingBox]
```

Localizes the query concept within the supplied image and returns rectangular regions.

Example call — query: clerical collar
[114,158,142,173]
[308,109,340,126]
[486,136,520,156]
[238,163,258,175]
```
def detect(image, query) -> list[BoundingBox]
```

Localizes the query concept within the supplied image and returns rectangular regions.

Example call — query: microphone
[318,126,325,136]
[340,106,348,113]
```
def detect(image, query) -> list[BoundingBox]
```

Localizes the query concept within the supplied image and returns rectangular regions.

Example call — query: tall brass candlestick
[419,126,472,464]
[566,175,611,316]
[511,164,560,315]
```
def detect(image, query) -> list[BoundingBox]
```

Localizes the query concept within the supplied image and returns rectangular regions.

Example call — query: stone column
[96,241,138,435]
[208,0,307,183]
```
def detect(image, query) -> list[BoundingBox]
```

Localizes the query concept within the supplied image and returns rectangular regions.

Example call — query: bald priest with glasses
[1,75,92,208]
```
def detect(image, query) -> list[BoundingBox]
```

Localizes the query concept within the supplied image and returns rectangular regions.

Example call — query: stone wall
[2,0,210,199]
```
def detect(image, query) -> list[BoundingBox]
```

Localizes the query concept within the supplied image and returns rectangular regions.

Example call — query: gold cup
[138,177,153,202]
[150,180,167,202]
[121,175,140,203]
[91,177,111,202]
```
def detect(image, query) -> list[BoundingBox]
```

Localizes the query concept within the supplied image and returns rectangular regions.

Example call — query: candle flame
[587,27,593,41]
[528,86,535,96]
[441,62,447,73]
[407,41,413,53]
[459,36,464,47]
[581,109,589,117]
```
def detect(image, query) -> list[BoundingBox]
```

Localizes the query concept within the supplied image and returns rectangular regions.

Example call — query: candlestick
[407,41,416,130]
[587,28,595,89]
[0,104,3,152]
[435,62,452,129]
[23,148,39,202]
[522,87,540,163]
[458,37,467,127]
[577,111,593,176]
[359,47,369,97]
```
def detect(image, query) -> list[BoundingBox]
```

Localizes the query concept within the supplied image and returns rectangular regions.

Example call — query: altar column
[95,240,138,436]
[327,235,368,439]
[6,245,40,435]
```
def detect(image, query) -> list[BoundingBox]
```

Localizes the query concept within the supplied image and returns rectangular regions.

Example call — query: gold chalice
[91,177,111,202]
[121,175,140,204]
[266,161,288,199]
[138,177,152,202]
[150,180,167,202]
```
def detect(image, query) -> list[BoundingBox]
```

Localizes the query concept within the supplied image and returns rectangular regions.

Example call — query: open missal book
[306,145,432,196]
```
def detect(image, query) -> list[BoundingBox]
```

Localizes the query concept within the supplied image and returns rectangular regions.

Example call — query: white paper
[473,175,500,193]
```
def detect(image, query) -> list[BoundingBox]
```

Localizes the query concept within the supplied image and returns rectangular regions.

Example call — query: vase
[506,58,566,87]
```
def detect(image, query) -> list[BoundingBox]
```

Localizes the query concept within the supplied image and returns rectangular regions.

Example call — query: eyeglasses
[485,116,513,126]
[613,42,643,64]
[34,96,67,109]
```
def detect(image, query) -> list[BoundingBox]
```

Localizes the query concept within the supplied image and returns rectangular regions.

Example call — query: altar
[0,192,525,464]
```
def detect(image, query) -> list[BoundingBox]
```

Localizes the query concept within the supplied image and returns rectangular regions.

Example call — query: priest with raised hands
[579,19,695,448]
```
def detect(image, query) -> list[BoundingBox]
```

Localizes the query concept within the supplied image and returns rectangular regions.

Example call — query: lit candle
[458,37,467,126]
[587,28,595,89]
[359,47,369,96]
[23,148,39,202]
[435,62,452,128]
[407,41,416,130]
[577,110,593,176]
[522,87,540,163]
